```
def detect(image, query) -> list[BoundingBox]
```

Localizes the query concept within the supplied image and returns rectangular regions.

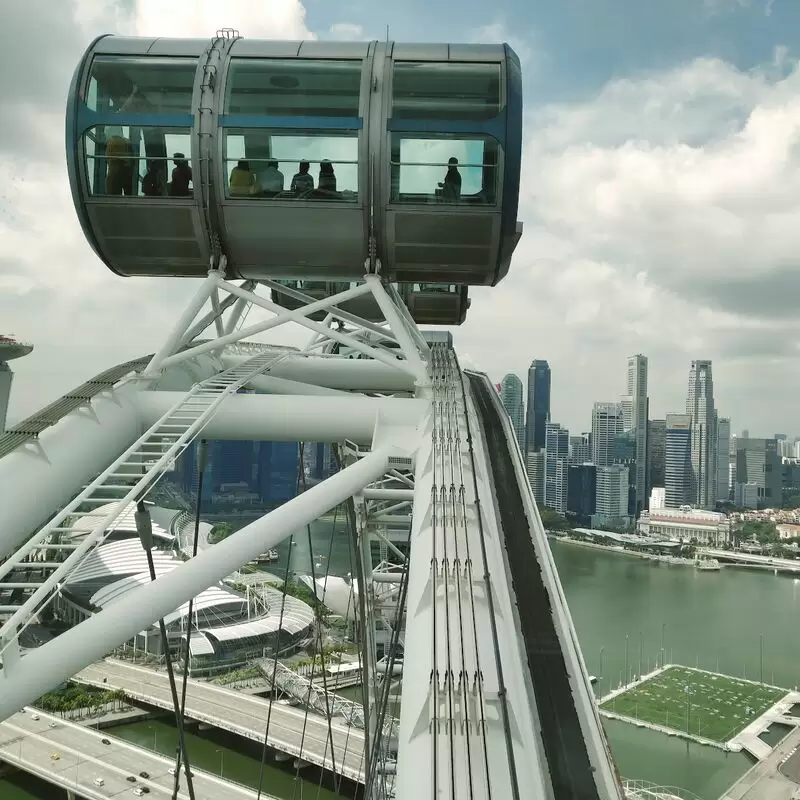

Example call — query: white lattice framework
[0,269,628,800]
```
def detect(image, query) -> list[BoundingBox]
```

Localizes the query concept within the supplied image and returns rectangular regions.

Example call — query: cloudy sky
[2,0,799,437]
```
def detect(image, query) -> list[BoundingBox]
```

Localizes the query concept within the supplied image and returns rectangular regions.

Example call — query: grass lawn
[600,665,786,742]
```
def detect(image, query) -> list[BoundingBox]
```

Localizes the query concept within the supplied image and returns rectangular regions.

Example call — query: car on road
[93,777,104,786]
[31,713,40,721]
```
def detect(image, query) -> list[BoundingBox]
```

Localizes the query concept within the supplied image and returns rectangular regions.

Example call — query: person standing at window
[318,159,337,193]
[439,157,462,202]
[170,153,192,196]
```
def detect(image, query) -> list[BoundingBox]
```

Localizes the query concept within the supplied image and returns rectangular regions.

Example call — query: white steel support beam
[220,355,416,393]
[143,274,218,376]
[212,279,420,378]
[135,392,428,444]
[179,282,252,349]
[261,279,400,345]
[363,489,415,502]
[0,447,397,717]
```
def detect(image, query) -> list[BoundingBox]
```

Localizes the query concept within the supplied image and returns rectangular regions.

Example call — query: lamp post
[661,622,666,669]
[216,748,224,776]
[760,633,764,686]
[599,647,605,683]
[625,634,630,687]
[684,685,693,735]
[639,631,643,680]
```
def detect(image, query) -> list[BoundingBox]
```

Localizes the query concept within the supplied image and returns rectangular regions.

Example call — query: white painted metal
[253,658,398,738]
[135,393,428,443]
[0,380,142,557]
[0,352,281,641]
[221,354,416,393]
[0,446,396,714]
[395,346,551,800]
[363,489,415,501]
[158,280,378,371]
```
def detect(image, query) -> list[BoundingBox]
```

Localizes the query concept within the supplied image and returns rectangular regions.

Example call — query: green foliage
[35,683,127,716]
[539,507,571,531]
[601,665,786,743]
[213,666,262,685]
[738,520,779,544]
[209,523,234,544]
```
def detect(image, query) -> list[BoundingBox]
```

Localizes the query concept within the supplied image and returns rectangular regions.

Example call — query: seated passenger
[318,160,337,194]
[229,160,257,196]
[170,153,192,196]
[439,157,462,203]
[290,161,314,194]
[105,128,134,196]
[257,159,284,194]
[142,161,166,196]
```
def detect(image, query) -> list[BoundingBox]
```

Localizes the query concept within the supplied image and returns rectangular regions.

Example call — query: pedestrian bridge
[0,706,266,799]
[75,659,366,783]
[699,548,800,573]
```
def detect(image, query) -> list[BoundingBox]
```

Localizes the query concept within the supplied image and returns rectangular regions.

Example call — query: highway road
[76,659,366,783]
[0,707,265,799]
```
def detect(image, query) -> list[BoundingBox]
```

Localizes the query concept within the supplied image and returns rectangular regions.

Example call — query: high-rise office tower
[591,402,623,467]
[716,417,731,503]
[626,354,649,514]
[686,360,718,509]
[569,433,592,465]
[544,422,570,513]
[648,419,666,490]
[735,438,781,509]
[525,360,551,454]
[499,373,525,453]
[664,413,692,508]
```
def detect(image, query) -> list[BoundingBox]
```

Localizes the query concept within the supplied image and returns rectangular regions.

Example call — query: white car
[31,713,40,721]
[133,789,144,797]
[93,777,105,786]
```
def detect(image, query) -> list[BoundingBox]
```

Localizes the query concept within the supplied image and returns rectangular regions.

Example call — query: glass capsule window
[224,59,363,117]
[83,125,193,197]
[85,57,198,114]
[223,130,358,201]
[391,62,502,121]
[390,136,498,205]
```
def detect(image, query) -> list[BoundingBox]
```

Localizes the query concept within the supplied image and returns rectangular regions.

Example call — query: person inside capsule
[229,160,257,195]
[257,159,284,195]
[104,126,135,196]
[142,160,166,196]
[318,159,337,195]
[438,157,462,203]
[290,160,314,195]
[170,153,192,196]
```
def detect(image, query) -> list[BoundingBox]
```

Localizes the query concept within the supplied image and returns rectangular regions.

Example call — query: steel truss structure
[0,270,627,799]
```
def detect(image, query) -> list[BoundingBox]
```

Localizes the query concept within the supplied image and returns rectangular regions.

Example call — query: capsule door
[69,41,213,278]
[378,44,508,286]
[216,41,374,280]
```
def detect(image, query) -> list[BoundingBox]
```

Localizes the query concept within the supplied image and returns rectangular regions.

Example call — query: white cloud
[454,54,800,434]
[328,23,364,40]
[471,20,537,68]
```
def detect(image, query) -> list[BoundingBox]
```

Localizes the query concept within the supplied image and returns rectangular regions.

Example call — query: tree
[539,507,571,532]
[209,523,234,544]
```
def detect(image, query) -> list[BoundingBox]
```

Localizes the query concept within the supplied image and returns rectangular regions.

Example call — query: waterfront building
[638,506,731,547]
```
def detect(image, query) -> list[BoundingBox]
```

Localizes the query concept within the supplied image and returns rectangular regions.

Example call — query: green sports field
[600,665,786,743]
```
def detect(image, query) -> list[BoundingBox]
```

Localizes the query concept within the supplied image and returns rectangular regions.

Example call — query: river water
[5,528,800,799]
